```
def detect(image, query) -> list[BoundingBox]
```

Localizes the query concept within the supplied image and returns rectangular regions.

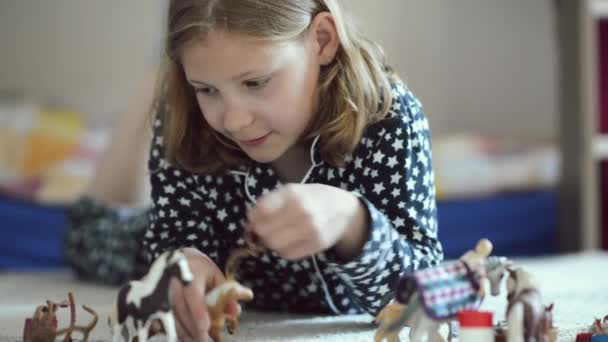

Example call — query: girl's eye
[245,77,271,90]
[194,87,219,96]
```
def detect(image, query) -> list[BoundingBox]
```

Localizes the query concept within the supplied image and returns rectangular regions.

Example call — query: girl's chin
[241,147,281,164]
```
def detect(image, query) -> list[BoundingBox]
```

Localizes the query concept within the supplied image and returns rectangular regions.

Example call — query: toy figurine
[110,247,255,342]
[504,267,556,342]
[23,292,98,342]
[110,249,194,342]
[588,315,608,335]
[205,279,253,342]
[374,239,513,342]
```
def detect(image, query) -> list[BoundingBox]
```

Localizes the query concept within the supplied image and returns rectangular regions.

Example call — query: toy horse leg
[227,315,238,335]
[375,303,406,342]
[374,327,394,342]
[409,309,445,342]
[209,324,223,342]
[374,326,401,342]
[112,324,126,342]
[507,302,525,342]
[430,323,445,342]
[447,320,458,342]
[137,320,151,342]
[386,295,420,333]
[159,312,177,342]
[408,309,430,342]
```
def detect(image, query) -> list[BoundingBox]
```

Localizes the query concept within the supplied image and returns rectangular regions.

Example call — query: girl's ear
[309,12,340,66]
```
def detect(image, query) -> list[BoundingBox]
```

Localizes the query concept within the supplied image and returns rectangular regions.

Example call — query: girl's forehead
[181,30,305,78]
[194,30,297,54]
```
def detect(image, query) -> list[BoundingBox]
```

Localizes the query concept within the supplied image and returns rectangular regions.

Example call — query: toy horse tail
[384,293,420,333]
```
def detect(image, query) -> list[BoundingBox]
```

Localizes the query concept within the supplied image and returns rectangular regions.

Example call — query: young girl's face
[181,30,322,163]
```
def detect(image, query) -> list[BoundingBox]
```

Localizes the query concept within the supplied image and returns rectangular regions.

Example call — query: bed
[0,189,558,270]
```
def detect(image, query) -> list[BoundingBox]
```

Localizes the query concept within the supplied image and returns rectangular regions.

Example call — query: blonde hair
[159,0,398,174]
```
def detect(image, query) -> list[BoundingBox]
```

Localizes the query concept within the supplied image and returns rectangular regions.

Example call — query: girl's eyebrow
[188,70,265,87]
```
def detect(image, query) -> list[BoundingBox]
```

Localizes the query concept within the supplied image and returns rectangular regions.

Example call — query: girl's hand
[168,248,240,342]
[246,184,368,261]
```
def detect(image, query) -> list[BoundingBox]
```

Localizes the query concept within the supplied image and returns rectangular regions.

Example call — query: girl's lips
[241,133,271,147]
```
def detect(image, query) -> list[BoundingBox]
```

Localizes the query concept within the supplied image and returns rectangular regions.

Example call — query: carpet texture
[1,252,606,341]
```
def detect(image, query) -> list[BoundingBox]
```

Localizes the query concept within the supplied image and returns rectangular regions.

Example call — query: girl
[144,0,443,340]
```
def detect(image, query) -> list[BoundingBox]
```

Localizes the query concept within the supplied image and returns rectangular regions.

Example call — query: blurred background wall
[0,0,558,141]
[0,0,165,123]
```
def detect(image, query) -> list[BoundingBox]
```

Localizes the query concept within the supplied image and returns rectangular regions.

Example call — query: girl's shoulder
[365,81,428,138]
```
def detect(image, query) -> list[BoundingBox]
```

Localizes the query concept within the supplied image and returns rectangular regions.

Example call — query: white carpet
[1,252,607,341]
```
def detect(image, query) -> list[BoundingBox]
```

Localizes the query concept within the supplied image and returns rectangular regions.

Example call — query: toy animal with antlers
[23,292,98,342]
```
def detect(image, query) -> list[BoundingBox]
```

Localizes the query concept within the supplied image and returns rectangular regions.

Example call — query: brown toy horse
[505,267,556,342]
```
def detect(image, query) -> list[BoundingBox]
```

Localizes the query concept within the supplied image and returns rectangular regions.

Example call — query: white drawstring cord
[233,134,342,314]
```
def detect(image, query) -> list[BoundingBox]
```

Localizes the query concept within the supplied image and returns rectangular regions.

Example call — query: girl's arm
[321,86,443,316]
[86,70,157,206]
[142,106,224,267]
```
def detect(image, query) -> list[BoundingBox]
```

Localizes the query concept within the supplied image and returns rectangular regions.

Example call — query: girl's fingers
[183,279,211,339]
[247,187,289,222]
[171,280,199,339]
[253,211,295,242]
[261,221,310,253]
[174,316,193,342]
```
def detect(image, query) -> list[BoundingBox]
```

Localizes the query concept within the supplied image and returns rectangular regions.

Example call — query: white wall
[346,0,559,141]
[0,0,164,122]
[0,0,558,140]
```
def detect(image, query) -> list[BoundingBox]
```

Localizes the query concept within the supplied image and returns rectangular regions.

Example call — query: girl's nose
[223,103,254,133]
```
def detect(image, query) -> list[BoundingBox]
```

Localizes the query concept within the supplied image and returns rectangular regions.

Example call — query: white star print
[373,182,386,195]
[408,207,418,219]
[393,217,405,228]
[386,156,398,168]
[406,178,416,191]
[354,157,363,169]
[413,167,420,177]
[158,196,169,206]
[417,150,428,167]
[391,188,401,198]
[373,150,385,163]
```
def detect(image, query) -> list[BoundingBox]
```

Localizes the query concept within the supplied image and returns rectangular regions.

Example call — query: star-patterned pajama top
[142,83,443,316]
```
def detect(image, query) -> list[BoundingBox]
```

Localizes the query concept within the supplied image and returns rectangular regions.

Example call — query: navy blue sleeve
[321,85,444,315]
[142,106,226,267]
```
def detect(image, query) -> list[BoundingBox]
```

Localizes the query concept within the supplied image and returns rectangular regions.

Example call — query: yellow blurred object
[20,110,84,179]
[0,127,27,181]
[36,160,92,204]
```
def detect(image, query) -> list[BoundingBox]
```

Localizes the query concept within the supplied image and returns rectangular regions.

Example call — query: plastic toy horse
[205,279,253,342]
[374,239,512,342]
[588,315,608,335]
[110,249,193,342]
[505,267,555,342]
